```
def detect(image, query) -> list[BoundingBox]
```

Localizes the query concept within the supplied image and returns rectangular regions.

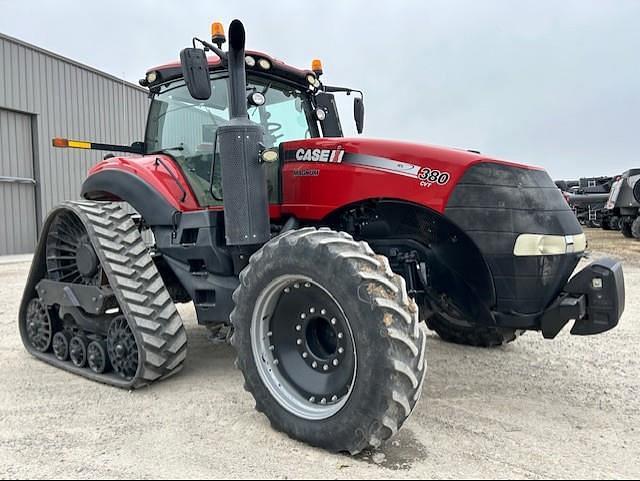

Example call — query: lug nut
[338,333,344,339]
[331,395,338,402]
[321,309,327,316]
[267,331,273,337]
[304,282,311,288]
[309,307,316,314]
[323,365,329,371]
[333,359,339,366]
[296,325,302,331]
[284,287,291,294]
[309,396,316,403]
[296,339,302,346]
[331,318,337,325]
[273,359,279,366]
[269,345,275,351]
[338,347,344,354]
[302,352,308,359]
[300,313,307,320]
[294,283,300,289]
[320,398,327,405]
[312,361,318,369]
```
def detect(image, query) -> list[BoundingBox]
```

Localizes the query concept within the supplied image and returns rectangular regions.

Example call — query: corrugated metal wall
[0,109,37,254]
[0,32,149,254]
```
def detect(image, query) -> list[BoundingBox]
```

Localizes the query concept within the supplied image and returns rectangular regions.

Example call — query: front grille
[445,162,582,315]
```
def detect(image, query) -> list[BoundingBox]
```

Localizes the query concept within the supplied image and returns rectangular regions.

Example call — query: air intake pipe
[217,20,270,251]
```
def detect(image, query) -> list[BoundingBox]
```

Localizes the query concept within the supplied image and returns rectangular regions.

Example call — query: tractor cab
[141,27,363,207]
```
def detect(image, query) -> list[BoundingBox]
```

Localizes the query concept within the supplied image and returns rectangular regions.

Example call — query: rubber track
[20,201,188,389]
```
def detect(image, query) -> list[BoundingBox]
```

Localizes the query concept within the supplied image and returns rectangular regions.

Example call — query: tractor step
[18,201,188,389]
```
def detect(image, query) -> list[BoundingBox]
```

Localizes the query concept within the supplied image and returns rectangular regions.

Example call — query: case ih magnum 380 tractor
[19,21,625,454]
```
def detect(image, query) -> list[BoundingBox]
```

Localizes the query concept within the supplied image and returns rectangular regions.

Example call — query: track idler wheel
[25,299,52,353]
[69,336,88,368]
[107,316,139,381]
[52,331,72,361]
[87,340,110,374]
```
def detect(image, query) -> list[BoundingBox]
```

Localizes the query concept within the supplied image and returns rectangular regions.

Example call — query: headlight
[315,108,326,121]
[248,92,266,106]
[245,56,256,67]
[306,73,316,85]
[513,233,587,256]
[258,58,271,70]
[146,71,158,83]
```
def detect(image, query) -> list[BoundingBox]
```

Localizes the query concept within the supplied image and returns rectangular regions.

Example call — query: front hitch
[540,258,625,339]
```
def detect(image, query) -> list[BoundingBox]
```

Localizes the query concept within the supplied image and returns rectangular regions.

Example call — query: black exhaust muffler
[217,20,270,249]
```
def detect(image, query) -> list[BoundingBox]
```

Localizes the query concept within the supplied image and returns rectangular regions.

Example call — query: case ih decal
[294,148,345,163]
[286,149,451,187]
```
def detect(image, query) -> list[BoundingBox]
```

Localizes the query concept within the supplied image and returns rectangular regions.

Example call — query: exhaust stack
[217,20,270,249]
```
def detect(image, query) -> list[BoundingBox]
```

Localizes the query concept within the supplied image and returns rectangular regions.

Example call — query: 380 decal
[418,167,451,187]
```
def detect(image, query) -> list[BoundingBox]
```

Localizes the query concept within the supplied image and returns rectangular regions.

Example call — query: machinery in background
[556,177,616,228]
[602,169,640,238]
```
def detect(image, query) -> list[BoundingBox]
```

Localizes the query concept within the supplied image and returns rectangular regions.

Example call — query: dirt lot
[0,228,639,479]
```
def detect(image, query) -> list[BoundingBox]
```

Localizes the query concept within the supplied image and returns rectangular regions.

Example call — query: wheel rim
[251,275,357,421]
[26,299,52,352]
[46,211,102,285]
[107,316,139,380]
[69,336,88,367]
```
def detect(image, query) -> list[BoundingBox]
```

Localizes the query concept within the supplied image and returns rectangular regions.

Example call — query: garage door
[0,109,37,255]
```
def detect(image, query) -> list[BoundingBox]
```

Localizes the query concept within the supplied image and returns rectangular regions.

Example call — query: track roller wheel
[69,336,88,368]
[88,340,110,374]
[52,331,72,361]
[231,228,427,454]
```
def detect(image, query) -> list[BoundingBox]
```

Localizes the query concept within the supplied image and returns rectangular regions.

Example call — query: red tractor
[19,20,625,454]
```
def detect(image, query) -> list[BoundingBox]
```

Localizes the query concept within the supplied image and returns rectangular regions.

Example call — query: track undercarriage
[19,201,188,389]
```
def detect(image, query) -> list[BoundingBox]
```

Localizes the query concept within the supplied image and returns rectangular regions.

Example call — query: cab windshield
[145,74,319,206]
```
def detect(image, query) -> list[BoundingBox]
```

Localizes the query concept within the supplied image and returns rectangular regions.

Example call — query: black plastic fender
[81,170,177,226]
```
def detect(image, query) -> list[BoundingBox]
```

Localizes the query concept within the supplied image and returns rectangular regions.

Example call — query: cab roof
[143,50,316,92]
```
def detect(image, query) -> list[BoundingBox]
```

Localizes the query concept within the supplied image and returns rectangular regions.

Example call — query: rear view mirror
[180,48,212,100]
[354,97,365,134]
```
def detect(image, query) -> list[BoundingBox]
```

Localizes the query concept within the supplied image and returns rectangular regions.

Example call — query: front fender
[81,170,177,226]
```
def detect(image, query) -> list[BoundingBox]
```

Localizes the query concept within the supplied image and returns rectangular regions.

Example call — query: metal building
[0,33,148,255]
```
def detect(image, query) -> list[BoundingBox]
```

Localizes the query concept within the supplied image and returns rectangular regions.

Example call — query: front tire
[632,217,640,239]
[427,312,522,348]
[622,221,634,238]
[230,228,427,454]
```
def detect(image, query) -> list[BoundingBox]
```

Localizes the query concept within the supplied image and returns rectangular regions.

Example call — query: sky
[0,0,638,180]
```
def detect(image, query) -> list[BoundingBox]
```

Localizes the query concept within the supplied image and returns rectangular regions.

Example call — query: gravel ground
[0,228,638,479]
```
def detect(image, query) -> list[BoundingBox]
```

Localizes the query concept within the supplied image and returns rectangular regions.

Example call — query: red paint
[86,138,543,222]
[88,155,201,211]
[280,138,541,220]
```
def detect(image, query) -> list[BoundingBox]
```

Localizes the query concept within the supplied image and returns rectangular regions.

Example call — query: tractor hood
[282,137,542,213]
[283,137,540,180]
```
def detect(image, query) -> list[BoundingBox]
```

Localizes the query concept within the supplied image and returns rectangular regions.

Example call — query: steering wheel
[266,122,283,145]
